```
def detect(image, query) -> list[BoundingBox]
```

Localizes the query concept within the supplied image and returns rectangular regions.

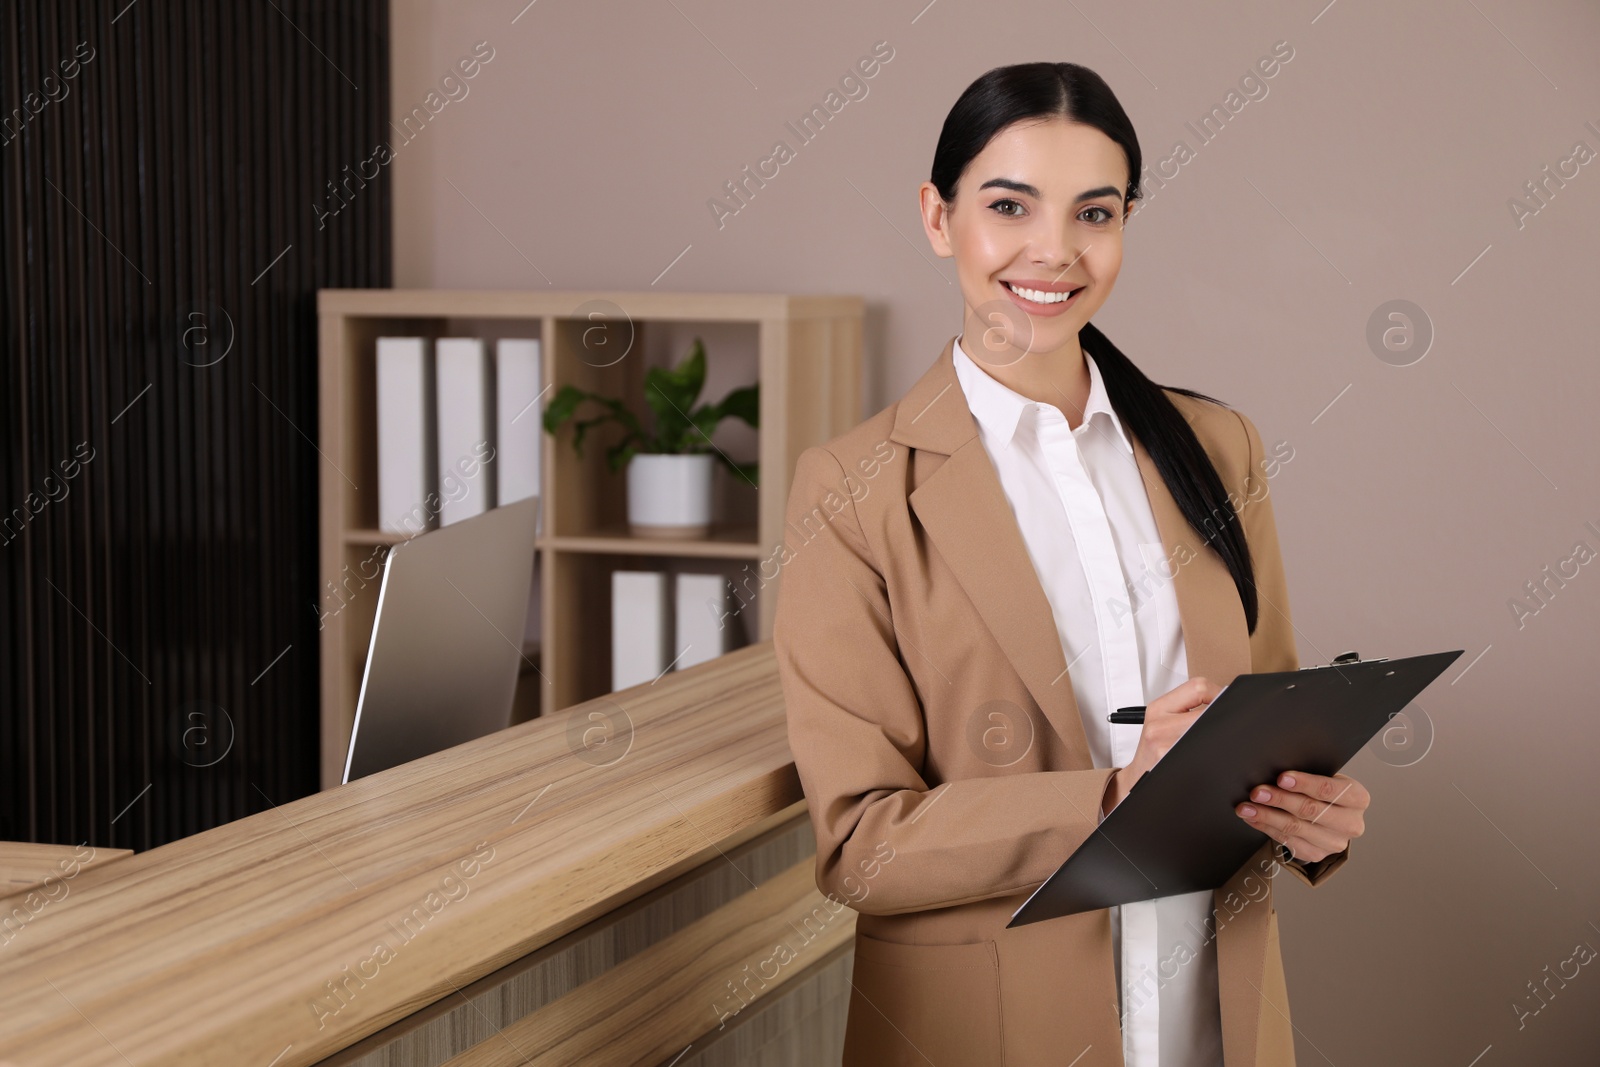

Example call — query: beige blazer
[773,337,1348,1067]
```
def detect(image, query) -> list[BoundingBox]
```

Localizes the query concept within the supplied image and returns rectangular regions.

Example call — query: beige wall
[390,1,1600,1060]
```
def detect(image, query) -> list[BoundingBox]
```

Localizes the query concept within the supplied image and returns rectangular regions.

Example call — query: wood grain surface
[442,861,854,1067]
[0,843,132,897]
[0,641,803,1067]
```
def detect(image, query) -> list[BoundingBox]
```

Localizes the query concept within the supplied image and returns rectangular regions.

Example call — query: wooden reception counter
[0,642,853,1066]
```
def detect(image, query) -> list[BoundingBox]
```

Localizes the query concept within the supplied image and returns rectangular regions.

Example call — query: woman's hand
[1236,770,1369,863]
[1101,677,1223,814]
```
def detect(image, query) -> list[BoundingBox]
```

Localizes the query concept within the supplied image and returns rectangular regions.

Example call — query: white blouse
[952,334,1223,1067]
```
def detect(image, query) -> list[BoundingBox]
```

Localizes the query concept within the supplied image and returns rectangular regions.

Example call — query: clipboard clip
[1300,650,1389,670]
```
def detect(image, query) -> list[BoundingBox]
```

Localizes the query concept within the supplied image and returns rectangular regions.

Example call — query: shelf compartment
[316,290,862,789]
[541,548,763,716]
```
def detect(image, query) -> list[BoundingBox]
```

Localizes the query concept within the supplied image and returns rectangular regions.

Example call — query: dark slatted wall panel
[0,1,390,850]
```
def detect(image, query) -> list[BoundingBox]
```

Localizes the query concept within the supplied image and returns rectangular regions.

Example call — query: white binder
[435,337,495,526]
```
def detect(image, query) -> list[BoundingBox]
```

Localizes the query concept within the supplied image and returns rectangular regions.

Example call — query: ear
[917,181,954,258]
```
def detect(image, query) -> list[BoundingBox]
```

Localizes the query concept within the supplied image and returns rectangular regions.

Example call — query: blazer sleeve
[773,444,1118,917]
[1236,409,1350,889]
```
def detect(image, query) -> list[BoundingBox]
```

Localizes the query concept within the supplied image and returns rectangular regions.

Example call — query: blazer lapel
[890,336,1253,761]
[894,339,1094,768]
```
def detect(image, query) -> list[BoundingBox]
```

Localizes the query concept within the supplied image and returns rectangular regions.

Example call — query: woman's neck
[959,332,1092,430]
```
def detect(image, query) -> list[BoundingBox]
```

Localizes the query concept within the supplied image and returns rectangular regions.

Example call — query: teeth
[1006,281,1077,304]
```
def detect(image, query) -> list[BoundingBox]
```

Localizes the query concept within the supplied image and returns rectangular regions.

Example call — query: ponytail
[1081,322,1259,634]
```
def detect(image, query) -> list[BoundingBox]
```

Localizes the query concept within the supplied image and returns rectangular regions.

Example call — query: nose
[1029,224,1087,275]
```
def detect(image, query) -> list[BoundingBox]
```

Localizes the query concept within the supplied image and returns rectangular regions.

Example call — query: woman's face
[920,117,1130,364]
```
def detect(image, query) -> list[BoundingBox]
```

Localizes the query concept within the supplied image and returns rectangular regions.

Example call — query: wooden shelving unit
[315,290,864,789]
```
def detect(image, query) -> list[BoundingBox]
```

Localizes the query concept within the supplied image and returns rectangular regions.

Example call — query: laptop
[342,496,540,783]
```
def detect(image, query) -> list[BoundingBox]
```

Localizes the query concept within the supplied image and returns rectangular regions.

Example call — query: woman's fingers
[1236,771,1371,861]
[1154,676,1222,714]
[1273,770,1370,813]
[1128,679,1223,782]
[1245,779,1364,831]
[1234,799,1350,862]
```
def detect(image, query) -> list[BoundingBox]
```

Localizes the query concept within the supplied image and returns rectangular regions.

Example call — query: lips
[1001,280,1083,313]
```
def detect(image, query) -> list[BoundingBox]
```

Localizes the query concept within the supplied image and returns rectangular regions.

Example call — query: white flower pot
[627,453,714,538]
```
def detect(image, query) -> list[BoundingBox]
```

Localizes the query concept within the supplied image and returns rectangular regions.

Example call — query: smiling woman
[774,61,1370,1067]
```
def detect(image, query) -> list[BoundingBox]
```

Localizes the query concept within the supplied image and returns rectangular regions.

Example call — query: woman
[772,62,1370,1067]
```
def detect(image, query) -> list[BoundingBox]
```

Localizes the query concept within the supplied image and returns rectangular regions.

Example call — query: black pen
[1108,706,1145,725]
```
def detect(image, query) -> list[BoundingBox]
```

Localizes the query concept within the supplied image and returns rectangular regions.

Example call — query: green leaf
[686,402,722,447]
[542,384,590,434]
[570,412,617,455]
[544,382,649,460]
[645,370,693,451]
[606,440,640,473]
[717,384,759,429]
[592,394,646,438]
[643,338,705,450]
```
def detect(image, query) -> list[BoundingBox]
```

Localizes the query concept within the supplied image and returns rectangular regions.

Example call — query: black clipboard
[1007,649,1462,928]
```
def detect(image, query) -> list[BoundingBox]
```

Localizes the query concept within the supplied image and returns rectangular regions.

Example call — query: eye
[1081,204,1117,224]
[989,198,1026,218]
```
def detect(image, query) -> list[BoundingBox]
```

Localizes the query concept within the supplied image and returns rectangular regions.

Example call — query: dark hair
[931,62,1261,635]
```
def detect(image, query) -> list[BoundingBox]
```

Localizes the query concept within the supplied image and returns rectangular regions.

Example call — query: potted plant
[542,337,759,538]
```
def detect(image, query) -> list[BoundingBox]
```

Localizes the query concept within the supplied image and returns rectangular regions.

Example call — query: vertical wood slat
[0,0,391,851]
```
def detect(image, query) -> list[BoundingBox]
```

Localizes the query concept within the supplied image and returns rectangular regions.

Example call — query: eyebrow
[977,178,1123,203]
